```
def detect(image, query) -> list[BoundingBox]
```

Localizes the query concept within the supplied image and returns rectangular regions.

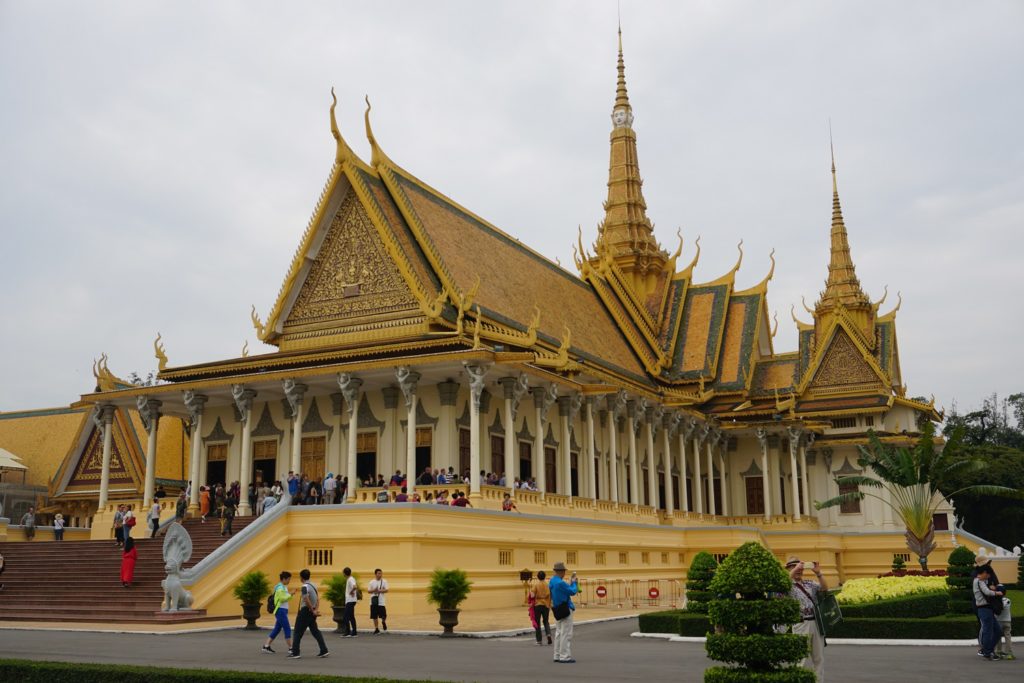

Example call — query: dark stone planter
[332,605,346,633]
[437,607,460,636]
[241,602,261,630]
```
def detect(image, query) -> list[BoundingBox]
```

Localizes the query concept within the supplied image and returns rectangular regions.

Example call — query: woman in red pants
[121,537,137,588]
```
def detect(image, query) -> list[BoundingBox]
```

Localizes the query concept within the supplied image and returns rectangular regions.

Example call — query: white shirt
[369,578,388,605]
[345,575,358,604]
[324,477,337,492]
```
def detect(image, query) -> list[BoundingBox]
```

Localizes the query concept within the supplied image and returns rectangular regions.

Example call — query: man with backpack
[289,569,329,659]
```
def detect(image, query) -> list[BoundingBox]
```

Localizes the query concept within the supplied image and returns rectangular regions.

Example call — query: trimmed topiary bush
[891,555,906,573]
[945,546,975,614]
[686,551,718,614]
[704,541,813,683]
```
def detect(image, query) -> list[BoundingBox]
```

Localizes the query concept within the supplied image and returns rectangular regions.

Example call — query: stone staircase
[0,517,254,623]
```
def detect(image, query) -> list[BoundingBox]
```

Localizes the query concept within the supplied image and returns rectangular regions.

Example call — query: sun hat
[553,561,567,571]
[54,513,63,521]
[974,555,991,567]
[785,555,801,567]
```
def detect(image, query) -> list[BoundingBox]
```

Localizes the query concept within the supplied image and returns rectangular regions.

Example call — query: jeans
[292,607,328,656]
[553,610,574,661]
[978,606,1000,656]
[151,520,160,538]
[534,605,551,642]
[342,601,358,635]
[269,609,292,640]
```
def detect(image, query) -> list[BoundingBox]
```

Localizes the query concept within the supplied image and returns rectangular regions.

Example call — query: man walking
[530,570,552,645]
[340,566,359,637]
[20,506,36,541]
[147,498,161,538]
[112,504,125,547]
[786,556,828,679]
[221,494,236,536]
[289,568,329,660]
[368,568,389,634]
[549,561,578,663]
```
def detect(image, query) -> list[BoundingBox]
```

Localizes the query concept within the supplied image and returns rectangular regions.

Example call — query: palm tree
[815,422,1021,571]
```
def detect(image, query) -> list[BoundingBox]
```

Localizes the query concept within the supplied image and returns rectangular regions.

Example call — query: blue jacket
[549,575,578,611]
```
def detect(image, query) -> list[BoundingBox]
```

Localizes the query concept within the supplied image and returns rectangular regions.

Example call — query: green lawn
[1007,589,1023,618]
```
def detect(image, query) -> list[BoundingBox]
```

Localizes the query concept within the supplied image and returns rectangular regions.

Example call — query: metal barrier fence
[574,578,685,609]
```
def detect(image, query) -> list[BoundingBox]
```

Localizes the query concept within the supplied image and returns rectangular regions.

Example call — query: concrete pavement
[0,618,1018,682]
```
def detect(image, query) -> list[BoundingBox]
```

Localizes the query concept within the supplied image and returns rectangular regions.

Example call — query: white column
[606,398,619,504]
[330,393,344,478]
[705,427,716,515]
[231,386,256,515]
[644,405,658,509]
[662,414,674,516]
[586,398,597,500]
[691,427,704,514]
[557,397,572,497]
[338,374,363,502]
[677,419,689,513]
[137,397,162,508]
[464,363,490,502]
[531,385,557,497]
[788,426,803,521]
[497,375,527,493]
[800,436,812,519]
[183,392,207,512]
[95,404,116,508]
[397,367,421,498]
[718,435,729,516]
[284,380,307,477]
[627,401,639,504]
[757,428,772,521]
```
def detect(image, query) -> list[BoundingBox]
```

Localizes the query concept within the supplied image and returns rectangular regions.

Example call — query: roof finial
[614,17,631,114]
[364,95,385,166]
[329,87,355,164]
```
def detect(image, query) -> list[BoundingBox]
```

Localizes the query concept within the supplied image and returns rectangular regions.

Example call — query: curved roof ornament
[670,229,683,261]
[801,295,815,315]
[791,304,812,328]
[770,310,779,338]
[880,291,903,320]
[678,235,701,278]
[874,284,889,309]
[364,95,387,167]
[329,87,356,164]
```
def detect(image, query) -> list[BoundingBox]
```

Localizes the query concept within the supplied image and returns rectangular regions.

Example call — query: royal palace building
[3,32,992,619]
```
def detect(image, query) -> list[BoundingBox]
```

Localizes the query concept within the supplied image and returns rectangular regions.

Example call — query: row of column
[95,367,815,519]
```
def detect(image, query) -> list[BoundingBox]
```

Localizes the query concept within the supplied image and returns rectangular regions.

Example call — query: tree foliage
[945,546,976,614]
[685,551,718,614]
[815,421,1022,569]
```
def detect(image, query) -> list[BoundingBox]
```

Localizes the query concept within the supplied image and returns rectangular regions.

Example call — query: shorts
[370,603,387,620]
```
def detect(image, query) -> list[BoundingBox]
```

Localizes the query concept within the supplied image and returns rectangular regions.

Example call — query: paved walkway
[0,619,1018,682]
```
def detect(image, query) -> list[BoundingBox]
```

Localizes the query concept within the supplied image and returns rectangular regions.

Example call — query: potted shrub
[233,570,271,630]
[427,568,472,636]
[891,555,906,575]
[704,542,813,682]
[323,573,349,633]
[685,551,718,614]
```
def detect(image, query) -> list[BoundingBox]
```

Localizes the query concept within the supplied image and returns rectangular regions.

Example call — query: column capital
[282,379,308,415]
[337,373,363,416]
[182,391,208,423]
[231,385,257,423]
[92,403,116,433]
[437,379,460,407]
[787,425,804,451]
[666,411,682,435]
[135,396,163,434]
[531,384,558,416]
[462,362,491,410]
[396,366,421,407]
[756,426,769,445]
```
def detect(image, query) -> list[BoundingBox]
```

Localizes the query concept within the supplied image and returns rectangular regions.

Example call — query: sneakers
[1003,654,1016,661]
[547,635,552,645]
[374,628,380,635]
[261,645,274,654]
[382,623,388,632]
[317,651,330,658]
[536,641,544,646]
[555,658,576,664]
[287,653,301,659]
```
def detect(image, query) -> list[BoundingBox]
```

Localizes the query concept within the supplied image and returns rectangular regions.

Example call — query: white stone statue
[161,521,194,612]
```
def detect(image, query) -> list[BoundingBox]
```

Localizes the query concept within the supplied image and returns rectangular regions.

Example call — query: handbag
[552,602,571,621]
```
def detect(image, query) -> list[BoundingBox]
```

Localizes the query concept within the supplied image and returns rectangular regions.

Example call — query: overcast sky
[1,1,1021,416]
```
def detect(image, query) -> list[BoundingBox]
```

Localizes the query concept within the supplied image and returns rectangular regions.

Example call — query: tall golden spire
[593,24,666,297]
[815,139,875,343]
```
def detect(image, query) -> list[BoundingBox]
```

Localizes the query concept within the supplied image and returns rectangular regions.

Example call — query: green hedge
[837,591,947,619]
[706,633,809,668]
[638,609,711,636]
[708,599,801,632]
[687,551,719,614]
[828,616,1024,639]
[946,546,975,614]
[705,667,816,683]
[0,660,439,683]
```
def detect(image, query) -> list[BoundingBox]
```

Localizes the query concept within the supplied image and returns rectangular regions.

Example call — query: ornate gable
[806,327,884,393]
[281,191,421,343]
[60,410,142,494]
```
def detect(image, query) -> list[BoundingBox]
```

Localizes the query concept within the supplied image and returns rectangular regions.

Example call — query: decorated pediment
[61,410,142,493]
[805,326,886,394]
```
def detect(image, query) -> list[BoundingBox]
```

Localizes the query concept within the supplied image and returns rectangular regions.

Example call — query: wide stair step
[0,517,255,623]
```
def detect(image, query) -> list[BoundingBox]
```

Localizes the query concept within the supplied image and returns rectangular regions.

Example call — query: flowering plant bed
[835,575,948,605]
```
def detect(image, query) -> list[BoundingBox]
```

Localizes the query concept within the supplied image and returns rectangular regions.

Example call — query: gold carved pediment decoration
[808,328,882,390]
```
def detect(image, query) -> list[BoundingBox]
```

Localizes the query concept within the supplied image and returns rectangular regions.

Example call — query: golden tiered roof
[141,28,934,423]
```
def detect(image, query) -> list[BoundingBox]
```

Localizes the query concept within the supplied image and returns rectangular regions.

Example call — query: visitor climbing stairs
[0,517,253,623]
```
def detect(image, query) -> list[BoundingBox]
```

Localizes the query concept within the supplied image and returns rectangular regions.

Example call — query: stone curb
[0,614,639,638]
[631,632,1024,646]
